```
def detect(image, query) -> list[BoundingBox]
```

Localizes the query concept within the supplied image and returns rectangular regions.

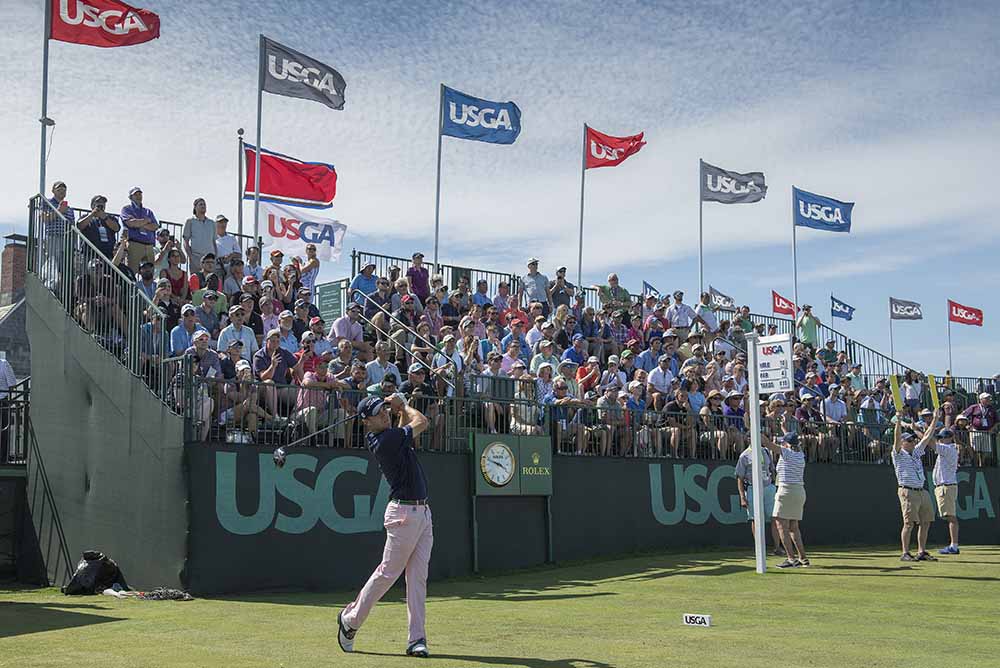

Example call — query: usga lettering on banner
[58,0,153,36]
[449,103,514,130]
[262,201,346,262]
[705,175,762,196]
[268,56,342,96]
[590,141,623,162]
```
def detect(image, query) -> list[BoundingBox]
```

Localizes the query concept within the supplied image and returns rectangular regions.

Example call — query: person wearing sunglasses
[76,194,120,260]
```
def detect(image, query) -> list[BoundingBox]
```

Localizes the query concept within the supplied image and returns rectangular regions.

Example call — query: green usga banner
[473,433,552,496]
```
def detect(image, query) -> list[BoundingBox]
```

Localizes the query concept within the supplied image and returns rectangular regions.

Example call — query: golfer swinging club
[338,394,432,657]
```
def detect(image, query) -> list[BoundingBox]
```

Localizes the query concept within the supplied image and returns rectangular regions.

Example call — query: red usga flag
[50,0,161,48]
[772,290,796,316]
[244,145,338,208]
[948,299,983,326]
[584,126,646,169]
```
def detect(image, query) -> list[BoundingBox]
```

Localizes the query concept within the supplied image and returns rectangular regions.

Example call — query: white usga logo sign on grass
[683,613,712,627]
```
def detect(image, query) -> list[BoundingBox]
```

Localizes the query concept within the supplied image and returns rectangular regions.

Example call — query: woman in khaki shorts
[764,431,809,568]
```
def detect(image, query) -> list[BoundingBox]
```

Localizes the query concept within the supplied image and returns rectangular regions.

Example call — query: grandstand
[5,191,998,592]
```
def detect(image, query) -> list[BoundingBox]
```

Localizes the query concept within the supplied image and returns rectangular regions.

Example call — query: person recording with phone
[76,194,120,260]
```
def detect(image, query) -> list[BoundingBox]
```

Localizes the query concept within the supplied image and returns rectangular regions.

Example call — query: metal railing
[28,195,175,402]
[67,205,256,271]
[0,377,30,465]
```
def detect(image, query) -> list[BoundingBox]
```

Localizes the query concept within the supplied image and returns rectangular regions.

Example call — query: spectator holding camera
[77,194,119,259]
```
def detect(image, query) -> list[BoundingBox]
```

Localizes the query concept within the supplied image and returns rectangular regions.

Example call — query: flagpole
[237,128,245,239]
[698,159,704,293]
[38,0,52,196]
[889,305,895,360]
[791,187,799,319]
[577,123,587,288]
[947,315,953,373]
[433,83,444,269]
[253,34,265,244]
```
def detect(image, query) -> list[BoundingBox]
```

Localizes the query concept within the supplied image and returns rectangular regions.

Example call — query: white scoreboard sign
[754,333,793,393]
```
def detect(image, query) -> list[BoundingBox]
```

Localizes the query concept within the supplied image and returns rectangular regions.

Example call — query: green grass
[2,546,999,667]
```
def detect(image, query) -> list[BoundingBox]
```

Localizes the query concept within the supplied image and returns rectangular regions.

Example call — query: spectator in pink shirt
[329,303,372,362]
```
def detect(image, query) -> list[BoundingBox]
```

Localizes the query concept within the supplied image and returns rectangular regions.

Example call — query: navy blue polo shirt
[367,425,428,501]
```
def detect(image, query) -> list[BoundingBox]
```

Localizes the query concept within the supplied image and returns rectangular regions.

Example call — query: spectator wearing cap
[152,228,184,277]
[693,292,720,339]
[763,432,810,568]
[500,319,530,366]
[186,329,223,378]
[119,186,159,272]
[169,303,208,355]
[817,339,838,366]
[578,309,607,363]
[664,386,696,459]
[561,334,587,367]
[548,266,576,311]
[213,214,241,268]
[600,355,627,392]
[525,316,547,350]
[420,295,444,338]
[296,287,321,319]
[307,317,333,358]
[217,305,259,361]
[545,377,587,454]
[151,276,180,331]
[520,258,552,316]
[844,362,864,392]
[799,372,825,403]
[929,426,962,555]
[292,299,311,340]
[530,339,560,375]
[366,341,403,387]
[432,334,463,398]
[441,291,463,330]
[961,392,997,466]
[266,248,284,274]
[620,349,638,382]
[390,277,424,315]
[181,198,214,270]
[722,391,748,458]
[219,339,244,380]
[45,180,74,248]
[195,290,222,340]
[453,275,472,311]
[795,304,820,349]
[555,360,580,398]
[365,277,393,323]
[238,278,264,315]
[222,260,247,298]
[254,327,307,415]
[137,307,164,385]
[607,310,629,352]
[239,293,265,344]
[77,194,120,259]
[349,261,379,308]
[259,279,284,313]
[405,252,430,303]
[277,310,299,354]
[647,353,675,411]
[329,303,372,361]
[135,259,157,301]
[666,290,713,342]
[259,296,280,338]
[892,412,939,561]
[499,339,523,375]
[294,331,327,374]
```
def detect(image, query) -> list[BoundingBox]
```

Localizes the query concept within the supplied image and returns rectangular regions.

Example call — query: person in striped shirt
[892,409,939,562]
[764,430,810,568]
[930,427,961,555]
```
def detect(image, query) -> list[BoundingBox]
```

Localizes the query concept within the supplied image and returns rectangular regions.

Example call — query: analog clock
[480,442,515,487]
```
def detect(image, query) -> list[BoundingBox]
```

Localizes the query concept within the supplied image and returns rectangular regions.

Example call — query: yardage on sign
[754,334,793,393]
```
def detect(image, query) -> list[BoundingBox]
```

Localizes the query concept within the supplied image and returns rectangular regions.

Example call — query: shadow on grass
[356,650,616,668]
[0,600,123,638]
[798,565,1000,582]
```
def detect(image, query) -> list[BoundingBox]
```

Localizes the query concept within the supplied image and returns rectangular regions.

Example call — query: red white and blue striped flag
[243,144,337,208]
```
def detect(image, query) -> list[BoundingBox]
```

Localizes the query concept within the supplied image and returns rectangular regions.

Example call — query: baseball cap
[139,260,154,270]
[260,280,274,289]
[408,363,427,374]
[278,310,293,319]
[203,290,218,300]
[266,328,281,339]
[527,257,539,265]
[621,349,633,359]
[937,428,954,438]
[242,275,256,285]
[607,355,620,365]
[726,390,742,400]
[228,305,243,315]
[401,294,414,304]
[240,293,254,303]
[309,316,324,326]
[357,396,386,419]
[412,252,424,259]
[781,432,799,446]
[572,333,583,342]
[156,228,170,238]
[663,329,678,338]
[235,360,251,372]
[269,249,284,258]
[628,380,642,391]
[297,287,311,295]
[919,408,933,416]
[442,334,456,343]
[979,392,992,399]
[587,356,600,364]
[673,290,683,299]
[558,359,577,369]
[347,303,362,312]
[215,214,229,224]
[657,354,670,363]
[539,339,553,348]
[156,277,170,288]
[192,329,210,341]
[294,299,308,309]
[226,339,244,349]
[181,304,196,315]
[301,332,316,344]
[511,360,527,369]
[556,266,567,272]
[129,186,142,196]
[901,431,917,442]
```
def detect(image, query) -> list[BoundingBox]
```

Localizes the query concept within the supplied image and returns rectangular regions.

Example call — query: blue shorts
[746,483,776,522]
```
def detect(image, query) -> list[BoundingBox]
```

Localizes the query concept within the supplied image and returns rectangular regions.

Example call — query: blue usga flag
[793,187,854,233]
[642,281,661,299]
[440,85,521,144]
[831,295,855,321]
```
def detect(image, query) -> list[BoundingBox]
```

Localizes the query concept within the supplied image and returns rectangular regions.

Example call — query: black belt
[898,486,923,491]
[392,499,428,506]
[936,483,958,487]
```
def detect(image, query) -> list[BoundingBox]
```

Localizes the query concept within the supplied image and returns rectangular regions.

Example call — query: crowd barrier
[0,378,30,466]
[182,373,998,467]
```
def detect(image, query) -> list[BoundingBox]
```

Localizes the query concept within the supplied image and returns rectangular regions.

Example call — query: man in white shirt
[366,341,403,387]
[647,355,675,410]
[432,334,463,397]
[525,316,546,350]
[665,290,707,342]
[891,411,939,562]
[693,291,720,339]
[217,306,259,361]
[213,214,242,270]
[822,385,848,423]
[931,428,961,555]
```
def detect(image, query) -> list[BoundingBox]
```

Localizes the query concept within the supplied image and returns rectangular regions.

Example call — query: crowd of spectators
[43,181,999,465]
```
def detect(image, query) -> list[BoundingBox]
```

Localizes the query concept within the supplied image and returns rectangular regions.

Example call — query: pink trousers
[342,502,434,644]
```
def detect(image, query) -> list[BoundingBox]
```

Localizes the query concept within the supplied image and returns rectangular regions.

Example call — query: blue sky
[3,0,999,375]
